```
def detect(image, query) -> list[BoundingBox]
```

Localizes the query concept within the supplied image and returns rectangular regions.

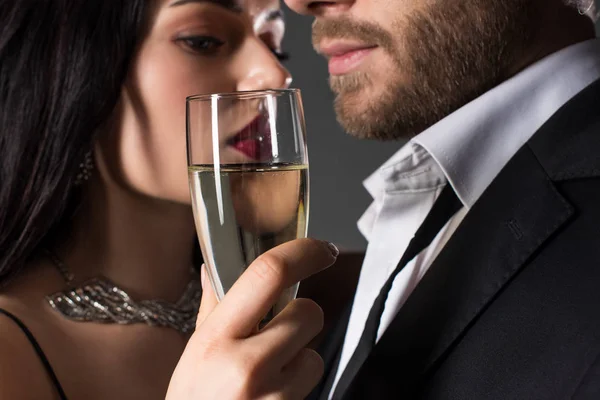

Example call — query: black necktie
[332,184,462,399]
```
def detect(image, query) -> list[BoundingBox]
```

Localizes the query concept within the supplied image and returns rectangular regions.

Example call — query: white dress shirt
[330,38,600,398]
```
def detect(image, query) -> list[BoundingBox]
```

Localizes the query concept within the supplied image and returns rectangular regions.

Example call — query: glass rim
[186,88,300,102]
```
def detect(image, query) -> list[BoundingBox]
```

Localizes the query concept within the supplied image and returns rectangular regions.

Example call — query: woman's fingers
[253,298,324,368]
[278,348,324,400]
[196,265,219,329]
[205,238,337,339]
[168,239,337,400]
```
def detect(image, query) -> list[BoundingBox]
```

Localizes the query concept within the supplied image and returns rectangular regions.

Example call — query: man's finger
[207,238,338,338]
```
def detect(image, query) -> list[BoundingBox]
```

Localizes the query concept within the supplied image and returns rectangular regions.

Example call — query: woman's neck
[57,171,198,303]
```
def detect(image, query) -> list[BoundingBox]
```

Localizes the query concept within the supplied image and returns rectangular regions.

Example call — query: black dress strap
[0,308,68,400]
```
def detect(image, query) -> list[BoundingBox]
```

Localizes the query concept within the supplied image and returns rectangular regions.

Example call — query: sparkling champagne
[189,163,309,322]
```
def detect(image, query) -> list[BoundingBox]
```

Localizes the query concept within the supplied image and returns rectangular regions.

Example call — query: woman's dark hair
[0,1,150,284]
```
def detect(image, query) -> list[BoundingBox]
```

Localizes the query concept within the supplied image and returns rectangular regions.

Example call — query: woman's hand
[166,238,339,399]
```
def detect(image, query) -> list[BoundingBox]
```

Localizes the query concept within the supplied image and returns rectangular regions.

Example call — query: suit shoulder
[529,78,600,181]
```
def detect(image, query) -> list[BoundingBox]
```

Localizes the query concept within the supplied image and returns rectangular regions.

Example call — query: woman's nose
[236,39,292,92]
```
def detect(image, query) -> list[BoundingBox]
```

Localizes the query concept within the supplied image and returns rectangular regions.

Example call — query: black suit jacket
[313,77,600,399]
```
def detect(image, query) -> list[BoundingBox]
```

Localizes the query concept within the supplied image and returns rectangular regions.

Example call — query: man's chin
[332,89,402,141]
[334,103,370,139]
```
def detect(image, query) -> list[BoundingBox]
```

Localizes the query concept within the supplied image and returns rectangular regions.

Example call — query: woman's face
[101,0,290,203]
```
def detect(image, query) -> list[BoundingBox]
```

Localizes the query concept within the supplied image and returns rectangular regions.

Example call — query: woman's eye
[271,49,290,62]
[177,36,225,54]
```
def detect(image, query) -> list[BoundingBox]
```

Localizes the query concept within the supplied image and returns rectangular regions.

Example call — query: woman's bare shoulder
[0,266,63,399]
[0,303,59,399]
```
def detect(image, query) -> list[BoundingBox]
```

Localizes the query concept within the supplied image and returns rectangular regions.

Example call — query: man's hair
[565,0,597,19]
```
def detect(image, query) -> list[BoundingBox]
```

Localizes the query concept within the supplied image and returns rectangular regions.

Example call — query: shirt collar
[358,142,446,239]
[362,143,444,199]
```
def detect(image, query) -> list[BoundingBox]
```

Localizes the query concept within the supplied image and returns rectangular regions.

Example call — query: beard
[312,0,537,140]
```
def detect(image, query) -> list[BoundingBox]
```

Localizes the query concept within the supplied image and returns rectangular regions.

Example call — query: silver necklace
[44,250,201,334]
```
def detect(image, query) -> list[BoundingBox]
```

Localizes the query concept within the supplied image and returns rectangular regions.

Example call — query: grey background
[282,3,600,251]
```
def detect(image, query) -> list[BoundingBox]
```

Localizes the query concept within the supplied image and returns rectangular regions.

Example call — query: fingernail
[200,264,206,290]
[326,241,339,258]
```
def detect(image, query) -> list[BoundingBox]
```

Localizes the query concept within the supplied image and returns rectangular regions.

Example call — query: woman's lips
[228,114,272,161]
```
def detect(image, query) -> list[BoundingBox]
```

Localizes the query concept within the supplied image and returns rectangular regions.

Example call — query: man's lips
[227,115,272,161]
[318,41,377,75]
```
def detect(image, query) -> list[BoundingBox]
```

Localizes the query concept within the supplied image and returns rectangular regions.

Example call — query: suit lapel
[338,144,575,399]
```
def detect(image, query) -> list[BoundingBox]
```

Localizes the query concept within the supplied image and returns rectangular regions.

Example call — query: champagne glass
[186,89,309,323]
